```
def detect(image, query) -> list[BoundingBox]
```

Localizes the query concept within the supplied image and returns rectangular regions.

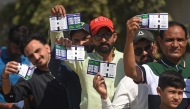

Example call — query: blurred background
[0,0,190,62]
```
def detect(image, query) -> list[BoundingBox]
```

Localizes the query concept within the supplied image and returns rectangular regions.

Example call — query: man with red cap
[49,5,126,109]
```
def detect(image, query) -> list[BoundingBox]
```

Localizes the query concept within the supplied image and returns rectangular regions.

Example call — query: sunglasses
[134,44,153,56]
[93,32,114,41]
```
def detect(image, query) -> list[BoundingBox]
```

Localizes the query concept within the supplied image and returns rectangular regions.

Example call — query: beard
[140,55,154,65]
[94,42,114,54]
[7,47,21,60]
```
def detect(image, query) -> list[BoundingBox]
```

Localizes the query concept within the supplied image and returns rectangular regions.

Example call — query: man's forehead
[72,30,90,39]
[96,27,111,34]
[25,40,42,52]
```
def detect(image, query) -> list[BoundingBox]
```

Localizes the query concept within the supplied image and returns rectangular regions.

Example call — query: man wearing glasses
[49,5,126,109]
[93,29,157,109]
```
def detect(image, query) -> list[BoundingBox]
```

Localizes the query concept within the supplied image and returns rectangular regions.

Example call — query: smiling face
[24,40,51,70]
[157,86,184,109]
[158,26,188,63]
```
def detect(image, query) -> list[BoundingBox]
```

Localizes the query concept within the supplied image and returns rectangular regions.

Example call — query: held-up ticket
[87,60,100,75]
[54,44,84,61]
[17,64,35,80]
[87,60,116,78]
[49,13,81,31]
[136,13,168,30]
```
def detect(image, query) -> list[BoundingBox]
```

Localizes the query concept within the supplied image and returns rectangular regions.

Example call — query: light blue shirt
[0,47,30,104]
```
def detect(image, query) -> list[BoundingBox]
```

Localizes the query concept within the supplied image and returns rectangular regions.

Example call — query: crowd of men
[0,4,189,109]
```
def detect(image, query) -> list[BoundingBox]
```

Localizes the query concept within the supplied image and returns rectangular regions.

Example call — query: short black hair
[159,21,188,39]
[20,33,47,56]
[158,70,186,90]
[8,25,29,45]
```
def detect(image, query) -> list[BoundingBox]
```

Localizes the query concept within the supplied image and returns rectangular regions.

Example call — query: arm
[124,17,143,82]
[0,103,19,109]
[93,74,131,109]
[2,62,31,103]
[49,5,67,50]
[1,61,19,95]
[93,73,114,109]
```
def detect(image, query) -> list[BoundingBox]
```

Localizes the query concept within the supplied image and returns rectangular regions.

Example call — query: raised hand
[126,17,142,38]
[93,73,107,99]
[51,5,66,17]
[2,61,19,78]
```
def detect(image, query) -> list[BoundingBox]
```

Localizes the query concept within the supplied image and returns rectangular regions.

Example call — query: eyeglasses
[134,44,153,56]
[93,32,114,41]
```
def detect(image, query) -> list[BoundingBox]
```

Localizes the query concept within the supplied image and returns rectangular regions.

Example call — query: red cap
[90,16,114,35]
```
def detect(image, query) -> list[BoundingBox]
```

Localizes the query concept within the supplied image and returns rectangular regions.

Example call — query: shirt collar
[161,57,186,68]
[94,47,116,61]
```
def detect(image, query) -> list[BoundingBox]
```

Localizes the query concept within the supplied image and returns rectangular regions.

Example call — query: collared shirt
[101,76,148,109]
[138,57,190,109]
[0,47,30,103]
[49,52,81,109]
[3,68,69,109]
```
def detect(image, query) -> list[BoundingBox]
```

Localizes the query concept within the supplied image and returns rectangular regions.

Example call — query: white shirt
[101,76,148,109]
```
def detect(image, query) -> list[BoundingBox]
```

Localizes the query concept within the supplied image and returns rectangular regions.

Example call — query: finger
[98,79,105,86]
[54,5,59,15]
[58,5,66,17]
[68,39,72,48]
[6,67,18,74]
[65,38,71,49]
[8,61,19,66]
[62,38,66,46]
[51,7,56,16]
[93,73,100,88]
[127,21,140,29]
[127,17,142,24]
[7,63,19,70]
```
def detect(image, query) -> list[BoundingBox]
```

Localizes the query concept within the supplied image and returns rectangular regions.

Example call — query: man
[124,17,190,109]
[93,29,157,109]
[50,5,125,109]
[49,21,93,109]
[1,33,69,109]
[0,25,30,109]
[157,70,186,109]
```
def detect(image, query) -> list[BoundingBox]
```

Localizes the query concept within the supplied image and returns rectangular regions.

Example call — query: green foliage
[0,0,166,50]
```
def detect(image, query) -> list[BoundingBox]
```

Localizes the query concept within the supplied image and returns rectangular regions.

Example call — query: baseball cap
[90,16,114,35]
[133,29,154,43]
[70,22,90,37]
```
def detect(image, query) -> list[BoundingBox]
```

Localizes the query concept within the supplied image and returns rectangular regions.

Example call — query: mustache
[98,42,110,47]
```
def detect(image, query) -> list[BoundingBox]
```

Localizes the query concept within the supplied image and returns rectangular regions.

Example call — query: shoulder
[119,76,137,88]
[114,49,123,56]
[141,61,164,76]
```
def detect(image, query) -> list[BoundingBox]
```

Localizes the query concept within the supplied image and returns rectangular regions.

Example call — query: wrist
[101,94,107,100]
[1,74,9,79]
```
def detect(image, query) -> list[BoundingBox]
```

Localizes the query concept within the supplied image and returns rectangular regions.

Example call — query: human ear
[113,33,118,42]
[157,87,161,96]
[45,44,51,53]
